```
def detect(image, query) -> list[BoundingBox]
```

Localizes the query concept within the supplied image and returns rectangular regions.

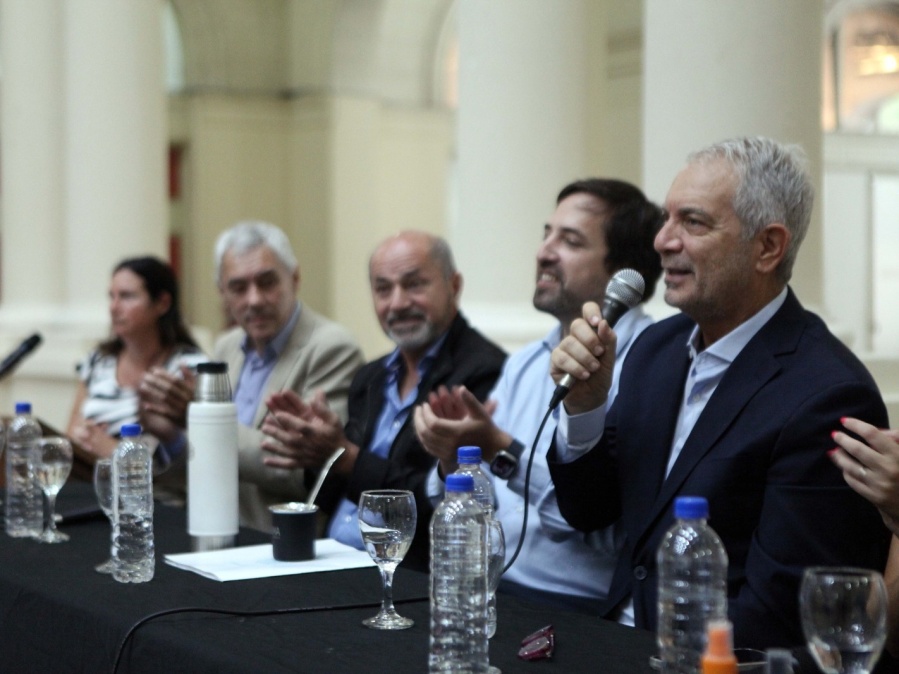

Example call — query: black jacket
[320,312,506,571]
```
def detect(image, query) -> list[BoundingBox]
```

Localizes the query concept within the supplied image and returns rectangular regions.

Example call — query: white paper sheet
[164,539,376,582]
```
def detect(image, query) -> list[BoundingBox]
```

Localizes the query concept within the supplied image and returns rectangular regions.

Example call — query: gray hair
[214,220,298,281]
[688,137,814,283]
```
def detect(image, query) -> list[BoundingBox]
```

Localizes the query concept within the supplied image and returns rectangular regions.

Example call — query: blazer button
[633,565,648,581]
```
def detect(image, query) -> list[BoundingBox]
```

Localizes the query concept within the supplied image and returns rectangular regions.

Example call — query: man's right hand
[550,301,617,415]
[138,365,196,444]
[413,385,505,477]
[261,389,347,471]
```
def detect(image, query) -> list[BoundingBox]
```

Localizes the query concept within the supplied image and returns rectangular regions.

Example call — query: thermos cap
[195,362,232,403]
[197,362,228,374]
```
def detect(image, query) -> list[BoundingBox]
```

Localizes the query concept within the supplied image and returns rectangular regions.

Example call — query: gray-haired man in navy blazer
[548,137,889,654]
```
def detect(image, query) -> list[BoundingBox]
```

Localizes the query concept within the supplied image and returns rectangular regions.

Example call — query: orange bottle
[701,619,738,674]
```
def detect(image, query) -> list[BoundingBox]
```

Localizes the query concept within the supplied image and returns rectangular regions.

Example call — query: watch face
[491,452,517,479]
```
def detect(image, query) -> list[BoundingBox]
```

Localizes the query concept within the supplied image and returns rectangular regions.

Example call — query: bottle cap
[14,402,31,414]
[701,619,738,674]
[446,474,475,493]
[457,446,482,463]
[674,495,709,519]
[120,424,142,437]
[196,362,228,374]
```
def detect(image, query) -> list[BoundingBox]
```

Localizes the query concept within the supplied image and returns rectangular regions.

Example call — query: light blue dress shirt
[234,303,300,427]
[425,306,653,602]
[327,334,446,549]
[555,287,788,624]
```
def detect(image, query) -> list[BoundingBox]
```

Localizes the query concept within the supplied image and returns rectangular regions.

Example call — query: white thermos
[187,361,239,550]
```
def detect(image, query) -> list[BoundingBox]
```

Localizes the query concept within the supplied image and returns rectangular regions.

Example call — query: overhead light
[854,30,899,76]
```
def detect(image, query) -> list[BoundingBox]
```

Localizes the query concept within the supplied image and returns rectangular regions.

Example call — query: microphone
[0,333,43,381]
[548,269,645,410]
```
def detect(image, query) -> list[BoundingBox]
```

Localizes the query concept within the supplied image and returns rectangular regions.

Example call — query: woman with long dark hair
[66,256,206,459]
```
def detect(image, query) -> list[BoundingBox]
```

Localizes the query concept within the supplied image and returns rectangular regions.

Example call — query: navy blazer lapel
[619,329,691,536]
[642,291,805,535]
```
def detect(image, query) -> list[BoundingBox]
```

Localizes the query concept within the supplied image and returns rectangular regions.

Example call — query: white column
[455,0,589,349]
[63,0,168,318]
[642,0,824,309]
[0,0,65,318]
[0,0,168,428]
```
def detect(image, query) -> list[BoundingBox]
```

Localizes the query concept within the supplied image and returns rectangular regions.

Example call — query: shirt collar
[686,287,788,363]
[383,329,450,381]
[542,324,564,351]
[241,301,301,360]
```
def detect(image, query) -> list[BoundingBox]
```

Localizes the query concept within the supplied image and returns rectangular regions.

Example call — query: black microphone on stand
[548,269,645,410]
[0,333,43,381]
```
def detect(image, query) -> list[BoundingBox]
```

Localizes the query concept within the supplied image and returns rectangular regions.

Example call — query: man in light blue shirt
[413,178,664,610]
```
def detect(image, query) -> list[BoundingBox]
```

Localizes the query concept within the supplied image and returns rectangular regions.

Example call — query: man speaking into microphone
[548,137,890,652]
[414,178,663,611]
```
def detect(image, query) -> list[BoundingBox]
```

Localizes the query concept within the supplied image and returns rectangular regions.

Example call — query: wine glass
[486,517,506,674]
[93,459,115,573]
[31,437,73,543]
[357,489,417,629]
[800,566,887,674]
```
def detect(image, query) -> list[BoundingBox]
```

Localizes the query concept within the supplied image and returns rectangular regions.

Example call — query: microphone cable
[500,402,554,575]
[111,596,429,673]
[500,268,644,575]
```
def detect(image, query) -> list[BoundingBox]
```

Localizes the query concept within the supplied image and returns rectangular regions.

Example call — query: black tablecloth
[0,482,657,673]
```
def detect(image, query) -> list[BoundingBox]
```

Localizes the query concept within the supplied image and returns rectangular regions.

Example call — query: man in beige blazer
[212,221,365,530]
[142,221,364,530]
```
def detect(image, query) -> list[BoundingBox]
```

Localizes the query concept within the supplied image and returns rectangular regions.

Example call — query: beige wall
[172,92,453,360]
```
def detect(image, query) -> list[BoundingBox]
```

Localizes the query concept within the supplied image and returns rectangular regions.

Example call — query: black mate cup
[270,502,318,561]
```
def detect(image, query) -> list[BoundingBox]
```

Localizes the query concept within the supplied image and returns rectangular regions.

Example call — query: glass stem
[380,564,397,615]
[46,493,58,533]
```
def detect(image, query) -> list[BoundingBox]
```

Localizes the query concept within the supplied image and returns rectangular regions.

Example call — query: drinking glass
[357,489,416,629]
[31,437,73,543]
[486,517,506,674]
[800,566,887,674]
[93,459,115,573]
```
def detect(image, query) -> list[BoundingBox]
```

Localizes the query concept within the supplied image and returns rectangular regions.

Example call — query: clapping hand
[261,389,348,471]
[414,385,505,477]
[138,364,196,444]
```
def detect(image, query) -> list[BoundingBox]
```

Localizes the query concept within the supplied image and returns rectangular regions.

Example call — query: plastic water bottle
[452,446,499,639]
[453,446,494,517]
[5,402,43,538]
[429,473,489,673]
[112,424,155,583]
[657,496,728,674]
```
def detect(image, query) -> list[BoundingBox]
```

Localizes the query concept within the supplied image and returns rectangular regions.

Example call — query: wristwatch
[489,440,525,480]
